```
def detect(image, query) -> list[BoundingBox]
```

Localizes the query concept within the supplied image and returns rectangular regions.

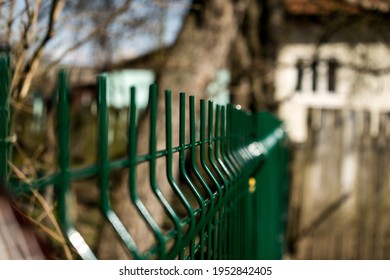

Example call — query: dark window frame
[295,59,304,92]
[328,58,338,93]
[311,59,318,92]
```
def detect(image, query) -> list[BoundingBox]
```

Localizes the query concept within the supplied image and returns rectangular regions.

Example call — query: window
[295,58,338,94]
[311,60,318,92]
[295,59,304,92]
[328,58,338,92]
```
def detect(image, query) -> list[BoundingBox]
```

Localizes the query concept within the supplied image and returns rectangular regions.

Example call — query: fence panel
[0,54,289,260]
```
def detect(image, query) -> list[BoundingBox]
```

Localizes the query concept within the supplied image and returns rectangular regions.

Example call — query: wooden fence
[288,108,390,259]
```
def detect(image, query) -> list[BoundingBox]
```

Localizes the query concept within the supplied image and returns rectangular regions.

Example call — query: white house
[275,0,390,142]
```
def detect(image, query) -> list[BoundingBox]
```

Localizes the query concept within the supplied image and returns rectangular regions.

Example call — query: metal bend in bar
[2,54,288,260]
[178,92,206,260]
[148,84,182,258]
[128,86,166,258]
[57,70,96,260]
[165,90,196,257]
[97,76,140,259]
[189,96,215,211]
[199,100,223,204]
[178,93,206,221]
[213,105,234,185]
[226,106,244,171]
[207,101,229,190]
[220,106,239,183]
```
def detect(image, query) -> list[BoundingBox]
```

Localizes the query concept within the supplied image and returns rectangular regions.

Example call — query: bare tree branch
[8,0,139,100]
[44,0,134,69]
[17,0,65,99]
[9,1,42,94]
[6,0,15,43]
[27,0,42,47]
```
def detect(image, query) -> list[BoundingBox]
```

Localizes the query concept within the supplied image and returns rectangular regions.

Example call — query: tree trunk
[230,0,285,112]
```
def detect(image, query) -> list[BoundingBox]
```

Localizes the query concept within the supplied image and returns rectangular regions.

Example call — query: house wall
[275,18,390,142]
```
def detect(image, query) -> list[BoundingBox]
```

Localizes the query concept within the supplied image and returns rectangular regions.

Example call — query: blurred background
[1,0,390,259]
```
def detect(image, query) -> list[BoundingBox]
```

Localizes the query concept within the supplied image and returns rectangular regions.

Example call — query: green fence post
[128,85,166,259]
[200,99,222,260]
[165,90,195,259]
[253,112,287,260]
[56,70,96,260]
[97,75,110,217]
[189,96,214,260]
[0,54,10,182]
[97,76,140,259]
[207,101,230,260]
[218,106,235,186]
[56,70,71,236]
[148,84,182,259]
[178,92,204,260]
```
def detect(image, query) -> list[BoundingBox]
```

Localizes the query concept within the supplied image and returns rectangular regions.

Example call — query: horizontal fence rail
[0,54,289,260]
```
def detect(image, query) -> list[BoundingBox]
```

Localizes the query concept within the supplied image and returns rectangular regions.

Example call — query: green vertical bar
[148,84,170,258]
[189,96,213,206]
[215,106,233,186]
[208,102,227,260]
[0,55,9,182]
[178,92,204,260]
[228,106,243,170]
[179,93,204,220]
[200,100,221,260]
[149,84,158,191]
[56,70,71,231]
[207,101,228,188]
[200,100,222,198]
[96,80,140,259]
[200,229,205,260]
[189,96,216,260]
[165,90,195,252]
[149,85,182,259]
[179,248,185,260]
[224,108,239,268]
[97,75,110,211]
[207,222,213,260]
[221,107,237,182]
[56,70,96,259]
[190,239,196,260]
[189,96,207,260]
[215,105,229,259]
[128,87,138,202]
[228,106,239,259]
[128,85,166,259]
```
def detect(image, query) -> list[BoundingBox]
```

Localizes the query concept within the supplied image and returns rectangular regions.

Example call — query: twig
[8,161,73,259]
[44,0,133,70]
[18,0,65,99]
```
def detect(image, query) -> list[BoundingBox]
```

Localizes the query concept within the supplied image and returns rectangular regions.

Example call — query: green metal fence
[0,54,289,260]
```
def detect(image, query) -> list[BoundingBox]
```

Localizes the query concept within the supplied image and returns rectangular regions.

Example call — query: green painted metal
[165,90,196,259]
[0,54,10,182]
[0,60,290,260]
[98,77,140,259]
[56,70,96,260]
